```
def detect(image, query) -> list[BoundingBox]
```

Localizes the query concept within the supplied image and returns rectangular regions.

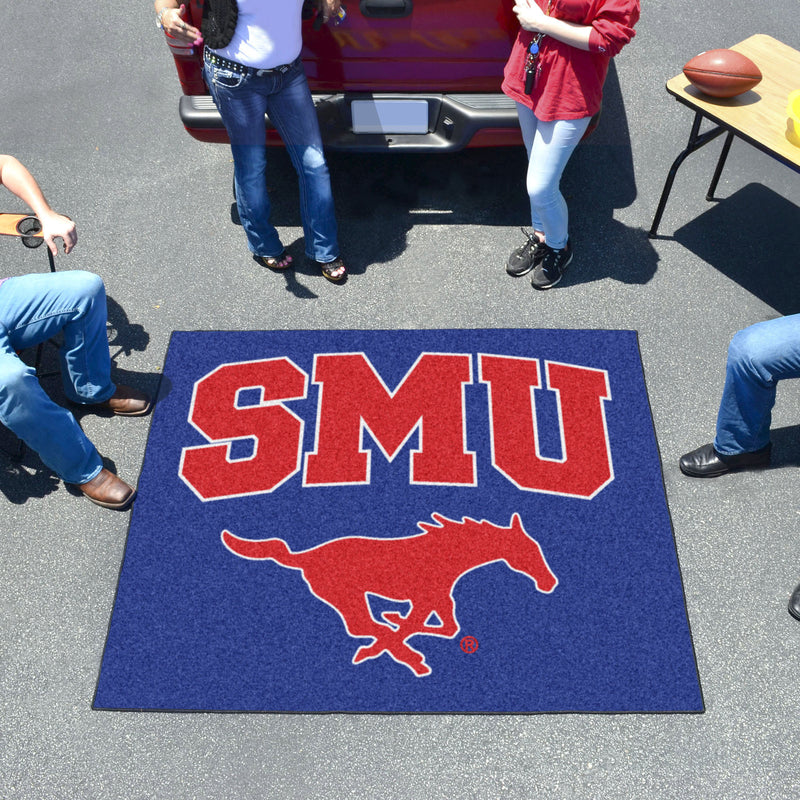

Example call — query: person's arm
[0,154,77,255]
[513,0,638,55]
[154,1,202,45]
[512,0,592,50]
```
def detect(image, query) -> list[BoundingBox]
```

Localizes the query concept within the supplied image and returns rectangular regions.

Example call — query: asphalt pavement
[1,1,800,798]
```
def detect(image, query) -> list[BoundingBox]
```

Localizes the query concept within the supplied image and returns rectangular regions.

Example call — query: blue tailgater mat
[94,329,703,714]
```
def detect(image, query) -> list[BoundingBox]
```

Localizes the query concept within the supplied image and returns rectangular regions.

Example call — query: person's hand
[40,211,77,255]
[316,0,342,23]
[513,0,549,33]
[160,4,203,45]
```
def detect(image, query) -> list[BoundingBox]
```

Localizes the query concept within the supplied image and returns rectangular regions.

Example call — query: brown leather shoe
[77,468,136,510]
[95,385,151,416]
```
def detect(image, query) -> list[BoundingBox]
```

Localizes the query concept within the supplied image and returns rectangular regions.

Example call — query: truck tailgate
[302,0,518,93]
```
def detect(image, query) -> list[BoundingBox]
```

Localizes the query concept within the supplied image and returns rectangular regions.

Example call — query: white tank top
[210,0,304,70]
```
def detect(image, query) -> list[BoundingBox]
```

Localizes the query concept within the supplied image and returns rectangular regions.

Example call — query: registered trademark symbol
[460,635,479,654]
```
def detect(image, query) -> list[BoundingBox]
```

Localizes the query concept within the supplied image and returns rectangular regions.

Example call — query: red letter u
[479,355,613,499]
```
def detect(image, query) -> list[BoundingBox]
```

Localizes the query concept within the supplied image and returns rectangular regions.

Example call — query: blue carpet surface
[94,329,703,713]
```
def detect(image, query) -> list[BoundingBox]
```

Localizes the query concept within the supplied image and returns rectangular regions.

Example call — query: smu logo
[178,351,614,501]
[175,347,611,678]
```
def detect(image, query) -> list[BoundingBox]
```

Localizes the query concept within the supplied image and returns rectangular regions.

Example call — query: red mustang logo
[222,512,557,676]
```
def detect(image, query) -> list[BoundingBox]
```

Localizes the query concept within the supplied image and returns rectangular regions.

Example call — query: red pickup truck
[166,0,525,152]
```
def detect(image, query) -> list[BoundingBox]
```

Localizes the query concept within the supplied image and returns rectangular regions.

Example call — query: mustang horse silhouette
[221,512,557,676]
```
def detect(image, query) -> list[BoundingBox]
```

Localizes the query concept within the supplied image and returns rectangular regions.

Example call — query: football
[683,49,762,98]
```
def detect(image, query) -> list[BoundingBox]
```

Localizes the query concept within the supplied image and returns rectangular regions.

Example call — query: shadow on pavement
[673,182,800,315]
[771,424,800,467]
[559,60,659,288]
[258,61,658,286]
[0,458,60,504]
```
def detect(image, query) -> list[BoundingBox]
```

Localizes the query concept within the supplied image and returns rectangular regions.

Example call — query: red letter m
[304,352,475,486]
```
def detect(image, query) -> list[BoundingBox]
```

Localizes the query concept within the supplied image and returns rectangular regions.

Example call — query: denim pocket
[209,66,246,90]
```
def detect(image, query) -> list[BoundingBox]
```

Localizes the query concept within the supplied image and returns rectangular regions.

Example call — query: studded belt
[204,48,297,76]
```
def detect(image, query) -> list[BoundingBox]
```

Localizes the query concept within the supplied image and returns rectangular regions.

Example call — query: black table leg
[649,111,728,238]
[706,131,734,201]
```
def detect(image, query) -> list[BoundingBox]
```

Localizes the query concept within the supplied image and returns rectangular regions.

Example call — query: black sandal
[317,257,347,283]
[255,250,293,271]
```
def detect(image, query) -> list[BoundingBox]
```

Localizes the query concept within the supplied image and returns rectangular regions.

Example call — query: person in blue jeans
[0,155,150,510]
[679,315,800,478]
[155,0,347,282]
[678,314,800,620]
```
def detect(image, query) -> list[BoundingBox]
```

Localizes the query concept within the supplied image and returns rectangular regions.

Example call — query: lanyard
[523,0,554,94]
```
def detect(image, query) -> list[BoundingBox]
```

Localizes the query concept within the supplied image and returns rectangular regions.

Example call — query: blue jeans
[0,271,114,483]
[516,104,591,250]
[204,55,339,263]
[714,314,800,455]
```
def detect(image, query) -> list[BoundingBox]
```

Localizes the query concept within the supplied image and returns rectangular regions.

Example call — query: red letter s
[179,358,307,501]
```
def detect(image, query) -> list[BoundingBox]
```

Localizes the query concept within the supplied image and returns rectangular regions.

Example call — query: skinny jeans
[516,103,591,250]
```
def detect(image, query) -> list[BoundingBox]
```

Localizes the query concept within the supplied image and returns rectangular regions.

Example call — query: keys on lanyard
[524,34,544,94]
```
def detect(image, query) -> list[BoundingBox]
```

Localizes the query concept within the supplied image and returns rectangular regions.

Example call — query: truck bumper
[179,92,522,152]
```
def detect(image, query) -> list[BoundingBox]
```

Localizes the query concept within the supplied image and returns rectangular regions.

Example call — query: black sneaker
[506,229,545,277]
[531,239,573,290]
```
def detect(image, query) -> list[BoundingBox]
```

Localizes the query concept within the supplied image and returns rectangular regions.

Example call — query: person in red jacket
[502,0,639,289]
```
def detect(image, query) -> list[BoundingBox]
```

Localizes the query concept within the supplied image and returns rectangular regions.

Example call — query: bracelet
[156,6,174,31]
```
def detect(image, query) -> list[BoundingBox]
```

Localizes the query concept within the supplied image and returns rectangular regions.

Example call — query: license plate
[350,100,429,134]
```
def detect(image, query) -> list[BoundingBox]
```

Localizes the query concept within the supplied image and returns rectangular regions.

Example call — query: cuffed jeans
[714,314,800,455]
[0,271,114,483]
[204,55,339,263]
[516,104,591,250]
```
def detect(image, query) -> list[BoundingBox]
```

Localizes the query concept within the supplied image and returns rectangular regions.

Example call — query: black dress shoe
[789,583,800,621]
[679,442,771,478]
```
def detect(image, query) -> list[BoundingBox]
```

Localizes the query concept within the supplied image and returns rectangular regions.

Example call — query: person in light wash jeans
[502,0,639,289]
[0,155,150,510]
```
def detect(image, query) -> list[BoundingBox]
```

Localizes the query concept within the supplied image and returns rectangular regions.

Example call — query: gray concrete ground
[2,1,800,798]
